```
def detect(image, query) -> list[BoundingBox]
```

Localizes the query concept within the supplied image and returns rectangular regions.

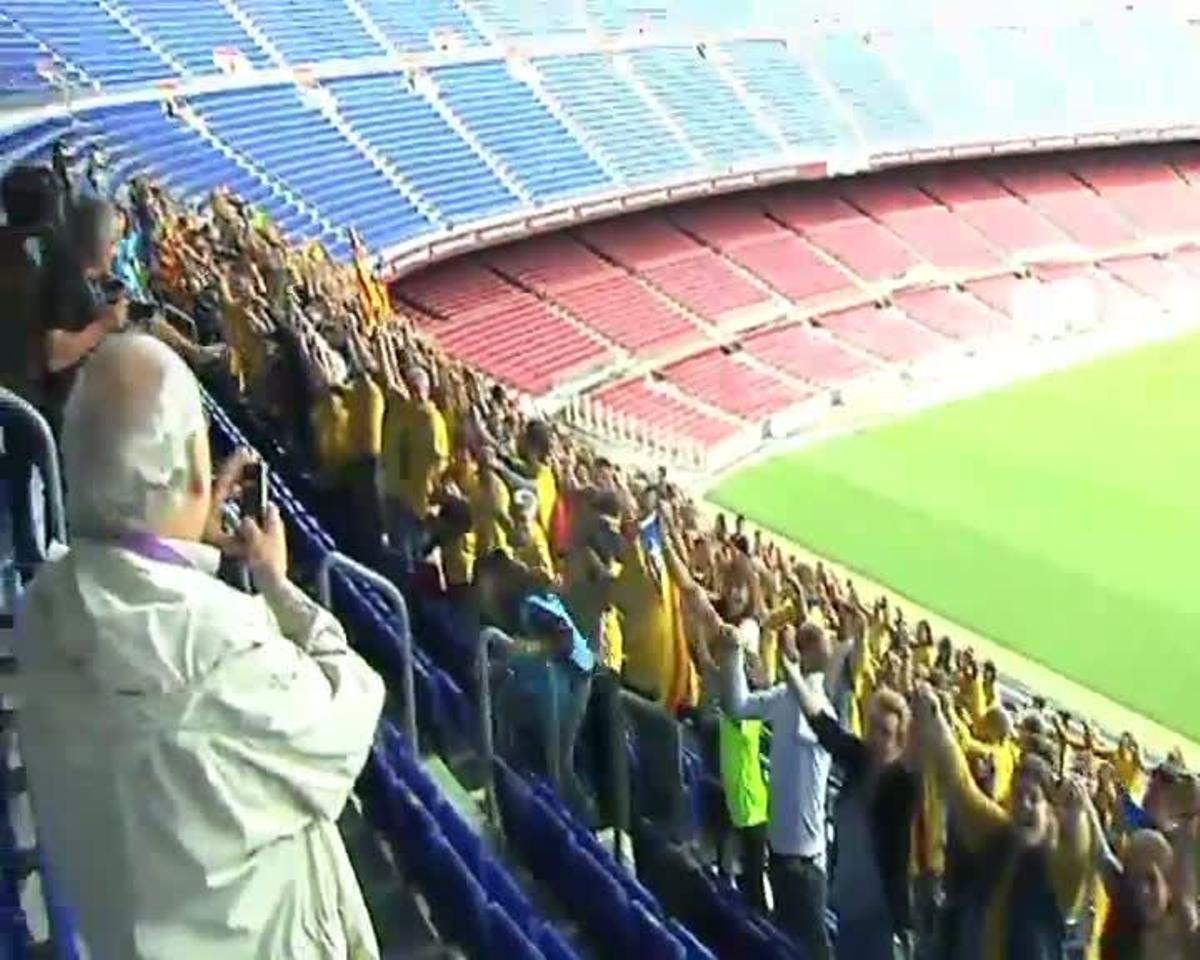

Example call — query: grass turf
[713,332,1200,742]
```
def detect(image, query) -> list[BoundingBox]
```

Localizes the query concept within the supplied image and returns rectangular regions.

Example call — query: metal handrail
[316,551,417,752]
[0,388,66,552]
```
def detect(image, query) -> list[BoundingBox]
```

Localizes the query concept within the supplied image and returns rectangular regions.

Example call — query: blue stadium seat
[811,33,929,148]
[486,903,544,960]
[233,0,384,63]
[424,837,488,956]
[4,0,173,87]
[722,40,853,156]
[0,14,59,92]
[111,0,274,74]
[193,86,431,250]
[328,73,518,223]
[357,0,482,52]
[632,900,686,960]
[431,60,611,203]
[628,47,775,171]
[535,53,695,185]
[469,0,585,39]
[79,102,322,240]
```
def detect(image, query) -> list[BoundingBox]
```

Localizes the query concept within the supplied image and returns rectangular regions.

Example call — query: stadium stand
[4,5,1200,958]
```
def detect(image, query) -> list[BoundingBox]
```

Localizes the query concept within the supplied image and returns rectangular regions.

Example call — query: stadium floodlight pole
[316,551,418,753]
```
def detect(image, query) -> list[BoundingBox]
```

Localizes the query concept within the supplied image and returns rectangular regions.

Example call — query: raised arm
[912,686,1008,851]
[722,639,787,722]
[780,656,865,773]
[1051,777,1096,921]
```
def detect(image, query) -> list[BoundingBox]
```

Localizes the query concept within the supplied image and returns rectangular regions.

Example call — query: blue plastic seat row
[493,758,713,960]
[358,740,575,960]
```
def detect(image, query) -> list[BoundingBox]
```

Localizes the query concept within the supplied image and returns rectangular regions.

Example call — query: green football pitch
[713,331,1200,743]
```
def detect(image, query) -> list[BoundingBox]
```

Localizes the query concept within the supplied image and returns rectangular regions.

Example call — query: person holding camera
[16,334,385,959]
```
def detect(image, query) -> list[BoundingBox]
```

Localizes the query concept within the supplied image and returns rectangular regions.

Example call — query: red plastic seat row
[770,189,924,282]
[552,274,701,354]
[839,175,1003,272]
[642,255,768,321]
[487,235,619,294]
[593,378,742,445]
[742,323,878,386]
[431,294,610,393]
[660,349,809,421]
[397,260,522,322]
[728,234,855,304]
[816,304,950,364]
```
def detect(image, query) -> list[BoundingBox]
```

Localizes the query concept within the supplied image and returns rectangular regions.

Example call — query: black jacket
[809,712,919,934]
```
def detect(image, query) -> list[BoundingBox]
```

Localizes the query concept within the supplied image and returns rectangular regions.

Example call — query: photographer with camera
[39,196,128,435]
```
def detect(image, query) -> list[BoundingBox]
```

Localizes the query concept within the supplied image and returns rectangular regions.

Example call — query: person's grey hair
[62,334,207,537]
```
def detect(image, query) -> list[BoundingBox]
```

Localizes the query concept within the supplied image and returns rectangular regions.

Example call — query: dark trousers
[770,852,832,960]
[736,823,769,913]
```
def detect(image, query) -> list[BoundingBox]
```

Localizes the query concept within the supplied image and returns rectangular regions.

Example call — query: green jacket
[719,715,768,828]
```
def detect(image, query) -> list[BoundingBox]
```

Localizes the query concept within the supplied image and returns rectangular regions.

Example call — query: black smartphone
[101,276,126,305]
[239,462,268,525]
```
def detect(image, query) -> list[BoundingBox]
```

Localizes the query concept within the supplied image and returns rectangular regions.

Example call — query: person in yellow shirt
[471,445,512,560]
[611,514,674,703]
[914,685,1094,960]
[381,366,448,572]
[511,490,555,584]
[341,358,385,564]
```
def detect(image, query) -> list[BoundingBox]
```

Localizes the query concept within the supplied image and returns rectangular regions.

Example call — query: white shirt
[15,538,386,959]
[726,645,832,865]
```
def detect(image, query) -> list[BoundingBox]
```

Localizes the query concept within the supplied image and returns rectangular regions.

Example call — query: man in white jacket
[15,333,385,958]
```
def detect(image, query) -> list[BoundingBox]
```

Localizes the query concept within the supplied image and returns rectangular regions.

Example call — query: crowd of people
[1,147,1197,960]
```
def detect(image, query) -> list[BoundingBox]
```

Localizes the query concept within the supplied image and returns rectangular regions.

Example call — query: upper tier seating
[327,73,519,224]
[628,47,776,171]
[811,33,928,148]
[0,13,56,92]
[878,32,994,144]
[430,61,611,203]
[80,102,322,241]
[232,0,385,62]
[193,86,430,250]
[108,0,273,75]
[970,26,1072,139]
[469,0,587,39]
[4,0,172,87]
[719,40,852,157]
[357,0,482,52]
[535,53,695,186]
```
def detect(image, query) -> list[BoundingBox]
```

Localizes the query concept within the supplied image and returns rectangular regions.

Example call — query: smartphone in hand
[239,462,268,525]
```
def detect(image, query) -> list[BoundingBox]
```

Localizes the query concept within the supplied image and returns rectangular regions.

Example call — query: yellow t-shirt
[382,395,449,516]
[221,301,267,392]
[612,542,672,700]
[471,468,511,559]
[516,522,556,583]
[533,463,557,535]
[313,389,351,480]
[564,547,621,671]
[345,375,384,461]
